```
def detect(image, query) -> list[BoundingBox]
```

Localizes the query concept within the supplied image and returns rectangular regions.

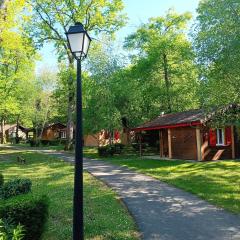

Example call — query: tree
[27,0,127,149]
[124,9,199,121]
[0,0,36,143]
[193,0,240,107]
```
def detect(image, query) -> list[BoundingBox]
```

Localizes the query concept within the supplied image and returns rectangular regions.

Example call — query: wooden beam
[139,132,142,157]
[159,130,163,157]
[168,129,172,158]
[231,126,235,159]
[196,127,202,161]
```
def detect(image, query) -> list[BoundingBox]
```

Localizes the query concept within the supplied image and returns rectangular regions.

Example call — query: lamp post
[66,22,91,240]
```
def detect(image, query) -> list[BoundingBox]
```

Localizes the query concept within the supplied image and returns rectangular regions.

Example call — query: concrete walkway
[41,151,240,240]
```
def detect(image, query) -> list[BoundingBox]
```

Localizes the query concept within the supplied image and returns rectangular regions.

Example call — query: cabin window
[61,131,66,139]
[216,128,224,146]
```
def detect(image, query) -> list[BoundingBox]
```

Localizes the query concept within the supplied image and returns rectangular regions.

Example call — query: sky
[36,0,200,73]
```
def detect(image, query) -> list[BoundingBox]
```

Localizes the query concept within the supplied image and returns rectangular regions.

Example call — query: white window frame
[216,128,225,146]
[60,131,66,139]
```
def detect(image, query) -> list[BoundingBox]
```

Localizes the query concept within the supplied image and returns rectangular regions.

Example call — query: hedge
[0,194,49,240]
[0,178,32,200]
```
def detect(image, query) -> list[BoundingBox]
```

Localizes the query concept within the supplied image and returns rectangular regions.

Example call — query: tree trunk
[65,59,75,150]
[1,118,6,144]
[16,115,20,144]
[163,53,172,113]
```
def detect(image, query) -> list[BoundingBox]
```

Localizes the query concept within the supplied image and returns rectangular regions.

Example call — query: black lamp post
[66,22,91,240]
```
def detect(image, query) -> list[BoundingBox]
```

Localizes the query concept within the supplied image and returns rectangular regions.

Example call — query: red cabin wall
[201,127,233,161]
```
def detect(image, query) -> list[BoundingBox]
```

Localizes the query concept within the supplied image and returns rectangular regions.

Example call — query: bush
[98,145,115,157]
[0,194,49,240]
[114,143,124,154]
[29,140,40,147]
[40,140,49,146]
[59,139,67,145]
[0,179,32,200]
[0,173,4,187]
[49,140,60,146]
[98,144,125,156]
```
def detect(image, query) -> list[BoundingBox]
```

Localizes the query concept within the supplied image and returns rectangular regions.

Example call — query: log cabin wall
[84,134,99,147]
[171,127,197,160]
[201,127,232,160]
[41,128,58,140]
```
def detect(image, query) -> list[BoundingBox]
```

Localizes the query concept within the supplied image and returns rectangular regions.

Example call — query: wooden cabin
[41,123,100,147]
[0,124,30,143]
[41,123,67,141]
[133,107,240,161]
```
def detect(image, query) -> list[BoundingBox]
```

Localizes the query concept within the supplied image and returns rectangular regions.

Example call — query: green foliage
[27,0,127,62]
[0,174,4,187]
[0,0,37,129]
[193,0,240,107]
[0,179,32,200]
[124,9,199,122]
[98,143,124,156]
[26,0,127,147]
[0,194,49,240]
[12,224,24,240]
[0,219,25,240]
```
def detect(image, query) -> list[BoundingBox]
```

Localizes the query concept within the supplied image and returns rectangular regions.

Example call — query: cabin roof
[133,104,240,131]
[44,123,66,130]
[133,109,204,131]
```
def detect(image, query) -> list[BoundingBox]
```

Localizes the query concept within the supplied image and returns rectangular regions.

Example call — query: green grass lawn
[0,148,139,240]
[84,147,240,214]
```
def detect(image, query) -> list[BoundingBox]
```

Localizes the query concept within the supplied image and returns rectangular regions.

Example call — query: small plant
[0,219,24,240]
[0,174,4,187]
[12,224,24,240]
[0,179,32,200]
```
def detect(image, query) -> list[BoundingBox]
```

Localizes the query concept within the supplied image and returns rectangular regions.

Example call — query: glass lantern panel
[68,33,84,53]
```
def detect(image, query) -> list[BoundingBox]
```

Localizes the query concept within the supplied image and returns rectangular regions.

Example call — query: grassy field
[84,147,240,214]
[0,147,139,240]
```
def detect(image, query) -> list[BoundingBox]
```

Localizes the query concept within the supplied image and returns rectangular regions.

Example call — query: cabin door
[159,129,169,158]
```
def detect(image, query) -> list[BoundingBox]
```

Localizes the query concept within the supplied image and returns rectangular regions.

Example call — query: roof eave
[132,121,202,132]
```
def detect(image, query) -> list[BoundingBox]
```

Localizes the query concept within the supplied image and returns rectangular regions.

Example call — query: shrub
[29,140,40,147]
[0,173,4,187]
[59,139,67,145]
[98,145,115,157]
[114,143,124,154]
[98,144,125,156]
[0,179,32,200]
[40,140,49,146]
[0,194,49,240]
[49,139,60,146]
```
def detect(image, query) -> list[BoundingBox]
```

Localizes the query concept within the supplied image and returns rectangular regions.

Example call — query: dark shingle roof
[134,109,205,131]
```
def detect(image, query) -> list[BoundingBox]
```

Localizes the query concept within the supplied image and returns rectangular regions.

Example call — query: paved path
[7,147,240,240]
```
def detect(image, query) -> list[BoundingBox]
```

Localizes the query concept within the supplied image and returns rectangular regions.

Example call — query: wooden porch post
[159,130,163,157]
[196,127,202,161]
[139,132,142,157]
[231,126,235,159]
[168,128,172,158]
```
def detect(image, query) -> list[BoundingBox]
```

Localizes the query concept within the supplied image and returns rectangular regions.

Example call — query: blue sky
[36,0,200,73]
